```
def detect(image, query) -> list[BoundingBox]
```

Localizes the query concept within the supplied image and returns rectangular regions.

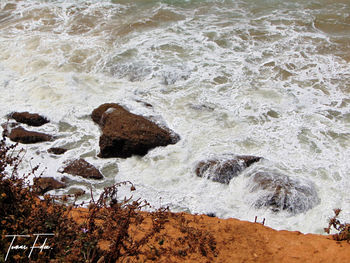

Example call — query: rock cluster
[6,112,52,144]
[3,106,320,215]
[195,155,319,214]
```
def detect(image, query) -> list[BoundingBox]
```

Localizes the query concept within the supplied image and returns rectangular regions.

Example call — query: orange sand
[70,209,350,263]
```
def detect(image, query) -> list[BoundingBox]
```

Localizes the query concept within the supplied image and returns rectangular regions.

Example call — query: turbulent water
[1,0,350,234]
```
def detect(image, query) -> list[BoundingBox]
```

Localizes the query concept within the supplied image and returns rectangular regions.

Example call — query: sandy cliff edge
[70,208,350,263]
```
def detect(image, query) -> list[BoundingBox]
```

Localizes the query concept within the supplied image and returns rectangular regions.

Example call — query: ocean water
[0,0,349,234]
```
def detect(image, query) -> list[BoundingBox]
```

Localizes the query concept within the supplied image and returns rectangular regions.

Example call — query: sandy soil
[70,208,350,263]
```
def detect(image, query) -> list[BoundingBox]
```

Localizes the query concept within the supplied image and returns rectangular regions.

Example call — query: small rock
[8,127,53,144]
[48,147,68,155]
[61,159,103,179]
[33,177,66,195]
[135,100,153,108]
[195,155,262,184]
[10,112,49,126]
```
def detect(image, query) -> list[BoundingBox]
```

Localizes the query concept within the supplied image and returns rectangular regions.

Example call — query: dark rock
[91,103,121,125]
[249,172,319,214]
[195,155,261,184]
[48,147,68,155]
[33,177,66,195]
[135,100,153,108]
[10,112,49,126]
[8,127,53,144]
[1,122,18,137]
[206,213,216,217]
[92,103,179,158]
[61,159,103,179]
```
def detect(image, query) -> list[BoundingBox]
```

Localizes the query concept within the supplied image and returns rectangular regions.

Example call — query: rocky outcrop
[248,172,319,214]
[33,177,66,195]
[61,159,103,179]
[195,155,262,184]
[10,112,49,126]
[48,147,68,155]
[8,127,53,144]
[92,103,179,158]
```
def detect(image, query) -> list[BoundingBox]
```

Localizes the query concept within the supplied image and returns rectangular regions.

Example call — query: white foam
[1,0,350,233]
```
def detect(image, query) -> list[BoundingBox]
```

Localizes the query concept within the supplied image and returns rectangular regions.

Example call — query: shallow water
[1,0,350,233]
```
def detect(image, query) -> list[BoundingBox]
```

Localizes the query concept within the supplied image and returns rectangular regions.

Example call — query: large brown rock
[10,112,49,126]
[8,127,53,144]
[61,159,103,179]
[92,103,179,158]
[195,155,262,184]
[33,177,66,195]
[249,172,319,214]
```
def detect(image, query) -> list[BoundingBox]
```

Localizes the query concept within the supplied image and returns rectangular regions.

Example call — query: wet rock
[61,159,103,179]
[92,103,180,158]
[48,147,68,155]
[91,103,121,125]
[33,177,66,195]
[1,122,18,137]
[8,127,53,144]
[10,112,49,126]
[195,155,262,184]
[135,100,153,108]
[249,172,319,214]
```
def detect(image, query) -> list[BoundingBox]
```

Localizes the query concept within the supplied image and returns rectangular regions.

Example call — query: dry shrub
[0,137,217,262]
[324,208,350,242]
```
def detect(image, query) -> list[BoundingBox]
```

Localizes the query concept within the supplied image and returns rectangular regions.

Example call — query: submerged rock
[195,155,262,184]
[249,172,319,214]
[61,159,103,179]
[8,127,53,144]
[48,147,68,155]
[10,112,49,126]
[92,103,179,158]
[33,177,66,195]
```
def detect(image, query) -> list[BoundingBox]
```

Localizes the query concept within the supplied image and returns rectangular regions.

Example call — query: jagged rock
[8,127,53,144]
[10,112,49,126]
[61,159,103,179]
[249,172,319,214]
[33,177,66,195]
[195,155,262,184]
[48,147,68,155]
[92,103,179,158]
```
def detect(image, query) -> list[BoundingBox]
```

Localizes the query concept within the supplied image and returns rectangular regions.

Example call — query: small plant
[0,136,218,262]
[324,208,350,242]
